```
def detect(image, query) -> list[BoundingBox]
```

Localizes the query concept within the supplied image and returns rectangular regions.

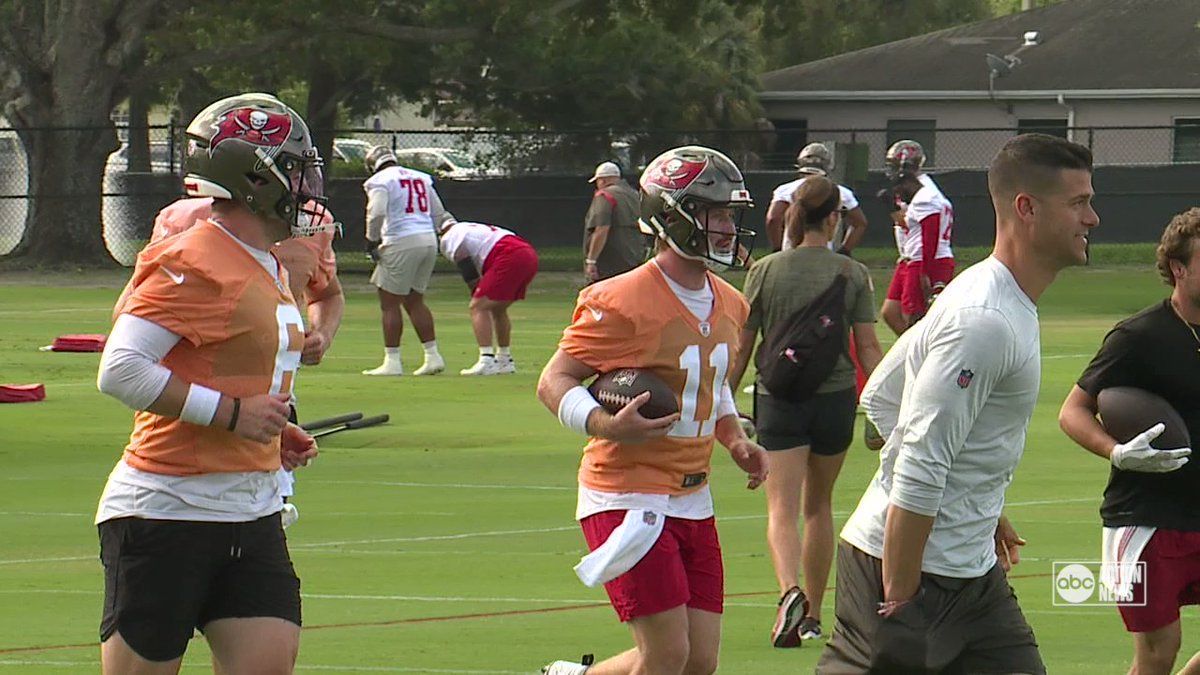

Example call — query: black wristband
[227,397,241,432]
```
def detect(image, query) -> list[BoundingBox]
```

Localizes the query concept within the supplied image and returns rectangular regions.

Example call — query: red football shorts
[901,256,955,316]
[474,236,539,302]
[580,510,724,622]
[885,260,908,302]
[1119,529,1200,633]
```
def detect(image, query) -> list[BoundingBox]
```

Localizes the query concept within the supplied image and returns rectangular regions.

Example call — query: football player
[879,139,956,334]
[115,184,343,528]
[763,142,868,254]
[437,214,539,375]
[536,146,769,675]
[95,93,322,674]
[361,145,447,376]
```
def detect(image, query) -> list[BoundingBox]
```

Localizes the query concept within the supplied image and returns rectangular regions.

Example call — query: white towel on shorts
[1101,525,1156,600]
[574,509,665,587]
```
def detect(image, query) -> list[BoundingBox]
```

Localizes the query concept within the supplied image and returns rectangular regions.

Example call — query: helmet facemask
[651,192,756,270]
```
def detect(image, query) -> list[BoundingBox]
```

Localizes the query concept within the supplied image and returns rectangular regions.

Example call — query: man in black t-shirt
[1060,207,1200,675]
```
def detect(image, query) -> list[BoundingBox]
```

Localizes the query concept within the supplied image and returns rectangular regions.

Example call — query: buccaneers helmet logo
[646,157,707,190]
[208,108,293,155]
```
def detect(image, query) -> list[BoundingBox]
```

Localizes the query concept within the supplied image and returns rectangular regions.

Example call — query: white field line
[1042,353,1091,360]
[0,497,1096,564]
[0,307,110,316]
[0,511,87,517]
[0,555,92,566]
[0,661,524,674]
[314,480,574,491]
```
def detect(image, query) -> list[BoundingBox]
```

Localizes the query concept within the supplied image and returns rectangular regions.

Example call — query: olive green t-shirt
[743,247,877,394]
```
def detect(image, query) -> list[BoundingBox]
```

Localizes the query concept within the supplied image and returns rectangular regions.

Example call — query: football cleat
[362,362,403,376]
[413,354,445,376]
[492,357,517,375]
[541,654,594,674]
[460,357,501,376]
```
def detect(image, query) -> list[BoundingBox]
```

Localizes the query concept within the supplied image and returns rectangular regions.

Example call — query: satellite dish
[986,53,1012,77]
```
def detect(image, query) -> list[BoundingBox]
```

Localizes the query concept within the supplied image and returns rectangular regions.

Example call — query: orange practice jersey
[152,197,338,305]
[115,221,305,476]
[560,263,750,495]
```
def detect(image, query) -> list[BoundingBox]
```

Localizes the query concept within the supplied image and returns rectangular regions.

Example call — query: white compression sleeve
[96,314,182,411]
[716,383,737,419]
[366,187,389,241]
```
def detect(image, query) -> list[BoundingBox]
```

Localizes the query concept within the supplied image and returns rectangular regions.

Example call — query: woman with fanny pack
[729,176,884,647]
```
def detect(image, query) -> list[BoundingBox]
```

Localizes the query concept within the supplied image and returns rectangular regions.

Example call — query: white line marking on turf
[0,661,524,674]
[0,511,87,517]
[1042,353,1090,360]
[292,525,579,549]
[315,480,574,491]
[0,555,92,566]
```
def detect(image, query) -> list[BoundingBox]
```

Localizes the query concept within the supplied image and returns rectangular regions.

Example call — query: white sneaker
[362,362,403,376]
[460,358,500,376]
[413,354,445,376]
[493,358,516,374]
[541,657,592,675]
[280,503,299,529]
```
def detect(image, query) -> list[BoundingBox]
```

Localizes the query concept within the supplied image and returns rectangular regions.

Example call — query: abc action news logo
[1052,562,1148,607]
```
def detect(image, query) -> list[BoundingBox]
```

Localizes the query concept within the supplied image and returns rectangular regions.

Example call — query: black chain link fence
[0,124,1194,264]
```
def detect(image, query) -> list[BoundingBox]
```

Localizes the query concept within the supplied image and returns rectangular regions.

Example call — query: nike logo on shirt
[161,267,185,284]
[589,307,603,321]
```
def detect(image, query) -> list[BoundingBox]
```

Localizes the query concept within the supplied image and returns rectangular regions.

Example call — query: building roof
[759,0,1200,100]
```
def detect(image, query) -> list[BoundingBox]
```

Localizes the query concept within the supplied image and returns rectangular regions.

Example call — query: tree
[0,0,164,266]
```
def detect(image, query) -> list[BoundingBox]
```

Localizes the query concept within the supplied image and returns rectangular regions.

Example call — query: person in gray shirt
[728,175,884,647]
[821,134,1099,674]
[583,161,646,283]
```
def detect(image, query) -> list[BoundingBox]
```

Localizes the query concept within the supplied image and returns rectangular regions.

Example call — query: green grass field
[0,256,1181,673]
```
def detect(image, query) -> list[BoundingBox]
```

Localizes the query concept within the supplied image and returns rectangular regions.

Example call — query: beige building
[758,0,1200,170]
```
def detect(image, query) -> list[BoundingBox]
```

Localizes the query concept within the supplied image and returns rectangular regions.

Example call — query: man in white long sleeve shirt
[361,145,447,376]
[819,133,1100,674]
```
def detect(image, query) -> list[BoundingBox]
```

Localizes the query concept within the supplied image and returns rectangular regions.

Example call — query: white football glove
[1110,423,1191,473]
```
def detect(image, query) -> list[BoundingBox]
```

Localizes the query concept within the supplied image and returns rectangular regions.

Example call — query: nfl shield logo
[642,512,658,526]
[957,369,975,388]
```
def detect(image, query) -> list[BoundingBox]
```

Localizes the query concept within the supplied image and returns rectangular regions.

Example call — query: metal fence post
[1088,128,1095,151]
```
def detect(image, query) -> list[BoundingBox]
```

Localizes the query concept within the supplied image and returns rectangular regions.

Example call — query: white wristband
[180,383,221,426]
[558,385,602,436]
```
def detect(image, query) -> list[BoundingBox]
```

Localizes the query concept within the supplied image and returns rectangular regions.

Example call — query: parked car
[332,138,373,167]
[393,147,504,179]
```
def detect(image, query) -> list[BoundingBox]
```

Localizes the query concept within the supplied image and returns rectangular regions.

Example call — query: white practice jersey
[771,177,859,250]
[363,166,441,245]
[841,256,1041,578]
[859,328,915,442]
[900,174,953,261]
[439,221,513,271]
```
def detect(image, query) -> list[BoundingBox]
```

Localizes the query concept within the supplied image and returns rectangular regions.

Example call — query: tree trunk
[306,55,341,187]
[127,88,151,173]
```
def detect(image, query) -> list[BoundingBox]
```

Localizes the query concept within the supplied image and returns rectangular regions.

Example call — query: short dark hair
[1156,207,1200,287]
[988,133,1093,201]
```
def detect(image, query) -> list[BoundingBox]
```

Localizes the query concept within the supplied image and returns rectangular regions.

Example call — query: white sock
[478,346,495,360]
[384,346,400,361]
[497,346,511,359]
[422,340,439,357]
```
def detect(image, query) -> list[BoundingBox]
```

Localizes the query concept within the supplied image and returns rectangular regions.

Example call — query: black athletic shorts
[98,513,300,662]
[755,387,857,455]
[817,541,1045,674]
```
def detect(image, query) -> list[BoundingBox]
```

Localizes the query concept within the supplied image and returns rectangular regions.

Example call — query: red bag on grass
[0,384,46,403]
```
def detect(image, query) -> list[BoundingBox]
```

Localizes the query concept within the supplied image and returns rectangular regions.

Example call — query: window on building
[886,119,936,166]
[770,119,807,170]
[1017,118,1069,138]
[1173,119,1200,163]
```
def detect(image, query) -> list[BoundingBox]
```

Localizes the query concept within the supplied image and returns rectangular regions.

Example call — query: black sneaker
[771,586,809,648]
[798,616,823,640]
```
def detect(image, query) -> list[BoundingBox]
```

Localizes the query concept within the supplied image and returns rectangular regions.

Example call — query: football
[588,368,680,419]
[1097,386,1191,448]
